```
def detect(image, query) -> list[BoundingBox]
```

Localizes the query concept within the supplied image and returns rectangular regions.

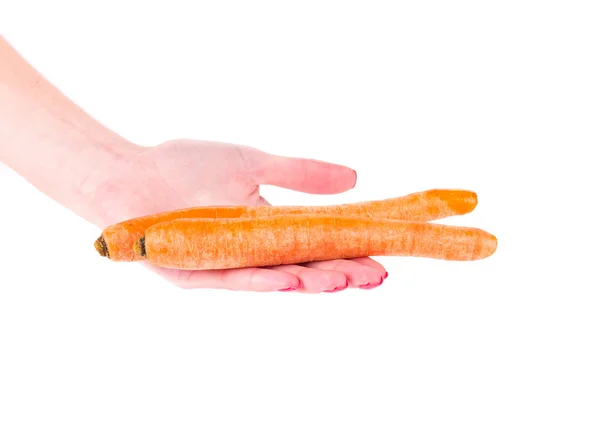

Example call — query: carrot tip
[446,190,478,215]
[133,237,146,257]
[483,233,498,258]
[94,236,109,258]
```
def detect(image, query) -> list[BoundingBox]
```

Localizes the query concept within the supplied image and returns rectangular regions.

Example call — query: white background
[1,1,599,432]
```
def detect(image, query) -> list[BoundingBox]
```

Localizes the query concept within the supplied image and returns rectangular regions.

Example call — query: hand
[0,39,387,292]
[92,139,388,293]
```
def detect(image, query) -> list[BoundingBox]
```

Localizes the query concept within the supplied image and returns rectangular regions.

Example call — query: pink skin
[0,37,388,293]
[359,276,384,289]
[323,279,349,293]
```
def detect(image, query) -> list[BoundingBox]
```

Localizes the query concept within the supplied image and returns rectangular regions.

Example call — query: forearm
[0,36,140,225]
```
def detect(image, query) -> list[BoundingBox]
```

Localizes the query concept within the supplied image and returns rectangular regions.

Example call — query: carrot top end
[133,237,146,257]
[94,236,109,258]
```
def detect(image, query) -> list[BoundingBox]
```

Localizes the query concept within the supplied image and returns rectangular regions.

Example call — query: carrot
[94,189,478,262]
[133,214,497,270]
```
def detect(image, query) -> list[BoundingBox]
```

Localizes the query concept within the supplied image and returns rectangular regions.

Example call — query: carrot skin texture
[97,189,478,262]
[97,206,249,261]
[137,215,497,270]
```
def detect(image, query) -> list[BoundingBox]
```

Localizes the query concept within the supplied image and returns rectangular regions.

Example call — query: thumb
[251,153,358,194]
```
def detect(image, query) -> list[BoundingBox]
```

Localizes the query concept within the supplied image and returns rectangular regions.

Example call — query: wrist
[1,37,155,229]
[71,136,144,228]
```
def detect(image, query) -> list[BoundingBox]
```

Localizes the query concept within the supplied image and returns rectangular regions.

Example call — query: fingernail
[279,281,302,292]
[324,280,349,293]
[359,276,384,290]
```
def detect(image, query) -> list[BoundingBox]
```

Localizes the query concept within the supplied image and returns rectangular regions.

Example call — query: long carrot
[133,214,497,270]
[94,189,478,262]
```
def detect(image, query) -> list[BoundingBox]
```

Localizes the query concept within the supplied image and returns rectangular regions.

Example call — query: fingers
[265,264,348,294]
[148,264,301,292]
[347,257,388,279]
[251,153,357,194]
[146,258,388,294]
[303,259,386,289]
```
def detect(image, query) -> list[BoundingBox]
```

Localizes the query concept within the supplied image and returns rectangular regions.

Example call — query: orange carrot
[94,189,478,262]
[133,214,497,270]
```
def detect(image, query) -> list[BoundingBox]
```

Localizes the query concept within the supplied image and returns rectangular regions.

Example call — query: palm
[110,140,388,293]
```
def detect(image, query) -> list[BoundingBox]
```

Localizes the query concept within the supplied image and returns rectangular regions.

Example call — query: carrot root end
[481,233,498,259]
